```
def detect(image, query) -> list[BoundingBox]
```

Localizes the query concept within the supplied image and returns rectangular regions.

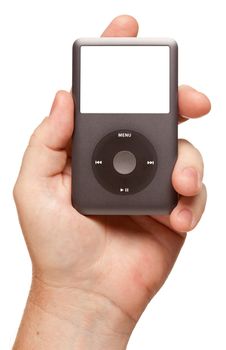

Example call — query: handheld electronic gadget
[72,37,178,215]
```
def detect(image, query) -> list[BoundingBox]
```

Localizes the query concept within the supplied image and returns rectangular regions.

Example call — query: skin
[13,15,211,350]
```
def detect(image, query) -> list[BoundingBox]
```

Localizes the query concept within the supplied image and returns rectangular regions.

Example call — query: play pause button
[120,188,129,193]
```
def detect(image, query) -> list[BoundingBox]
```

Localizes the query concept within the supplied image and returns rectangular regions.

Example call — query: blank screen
[80,45,170,114]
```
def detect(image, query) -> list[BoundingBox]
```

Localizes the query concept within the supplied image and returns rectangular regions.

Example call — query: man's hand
[13,15,211,350]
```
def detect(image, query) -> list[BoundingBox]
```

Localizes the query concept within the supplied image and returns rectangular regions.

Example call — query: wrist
[14,276,135,350]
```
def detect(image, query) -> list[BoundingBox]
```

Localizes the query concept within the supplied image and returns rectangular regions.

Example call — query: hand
[13,15,211,349]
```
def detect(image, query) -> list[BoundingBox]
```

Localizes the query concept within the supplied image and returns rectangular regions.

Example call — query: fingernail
[177,208,194,229]
[182,167,201,190]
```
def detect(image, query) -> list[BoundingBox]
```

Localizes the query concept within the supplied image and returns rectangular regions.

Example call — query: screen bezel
[73,37,178,117]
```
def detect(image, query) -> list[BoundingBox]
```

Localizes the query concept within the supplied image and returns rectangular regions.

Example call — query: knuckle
[178,139,204,168]
[195,147,204,166]
[202,183,207,198]
[13,181,20,202]
[199,183,207,215]
[178,138,193,147]
[29,131,38,146]
[29,117,48,146]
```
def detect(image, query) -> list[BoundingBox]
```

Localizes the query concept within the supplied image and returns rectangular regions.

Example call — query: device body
[72,37,178,215]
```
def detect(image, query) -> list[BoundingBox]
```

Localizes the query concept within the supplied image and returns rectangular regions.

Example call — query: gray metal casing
[72,38,178,215]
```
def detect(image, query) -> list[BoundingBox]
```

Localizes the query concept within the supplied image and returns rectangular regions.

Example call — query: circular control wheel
[92,130,157,195]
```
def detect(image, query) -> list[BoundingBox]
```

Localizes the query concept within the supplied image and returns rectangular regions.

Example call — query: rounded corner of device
[72,198,86,216]
[167,38,178,50]
[73,38,85,50]
[156,194,178,215]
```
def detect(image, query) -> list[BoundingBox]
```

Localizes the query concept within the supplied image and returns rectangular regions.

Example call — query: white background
[0,0,225,349]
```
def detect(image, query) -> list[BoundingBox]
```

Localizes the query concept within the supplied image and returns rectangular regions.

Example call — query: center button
[113,151,136,175]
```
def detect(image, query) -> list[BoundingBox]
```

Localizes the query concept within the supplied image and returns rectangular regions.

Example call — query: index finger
[178,85,211,123]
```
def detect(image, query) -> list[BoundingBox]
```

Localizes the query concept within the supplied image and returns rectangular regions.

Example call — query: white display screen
[80,45,170,114]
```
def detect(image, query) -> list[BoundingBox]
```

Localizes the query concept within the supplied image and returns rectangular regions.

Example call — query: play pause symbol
[120,188,129,193]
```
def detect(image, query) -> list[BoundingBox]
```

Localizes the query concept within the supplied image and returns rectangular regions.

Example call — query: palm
[79,214,184,321]
[33,168,184,322]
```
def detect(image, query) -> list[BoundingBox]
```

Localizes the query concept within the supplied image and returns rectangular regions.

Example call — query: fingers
[172,139,204,197]
[20,91,74,178]
[30,91,74,151]
[170,139,207,233]
[170,184,207,233]
[101,15,139,37]
[154,139,206,234]
[178,85,211,122]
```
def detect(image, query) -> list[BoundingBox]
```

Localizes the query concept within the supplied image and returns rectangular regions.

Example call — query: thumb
[19,91,74,178]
